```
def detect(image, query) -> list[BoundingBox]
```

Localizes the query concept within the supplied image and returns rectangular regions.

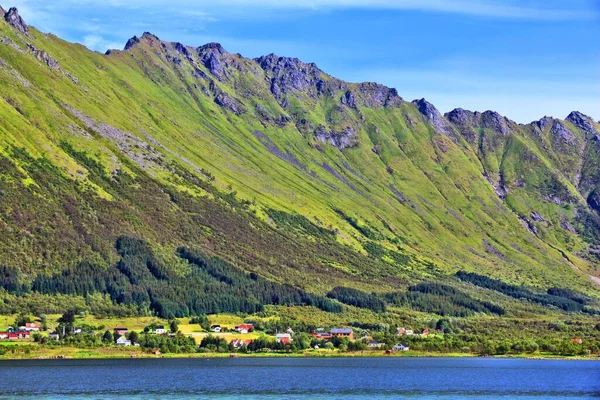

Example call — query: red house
[7,331,30,340]
[235,324,254,334]
[572,338,583,344]
[114,327,128,336]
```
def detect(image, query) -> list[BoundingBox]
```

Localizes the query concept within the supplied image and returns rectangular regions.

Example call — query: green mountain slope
[0,7,599,318]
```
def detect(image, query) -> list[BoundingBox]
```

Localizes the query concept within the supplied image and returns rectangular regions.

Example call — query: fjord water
[1,358,599,399]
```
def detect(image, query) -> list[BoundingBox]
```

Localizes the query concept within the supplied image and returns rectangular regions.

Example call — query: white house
[393,343,409,351]
[276,333,292,344]
[367,341,384,349]
[20,323,40,332]
[154,328,167,335]
[210,325,221,333]
[116,336,131,346]
[405,330,414,336]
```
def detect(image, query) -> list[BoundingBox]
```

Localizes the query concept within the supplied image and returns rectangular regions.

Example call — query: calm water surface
[1,357,599,399]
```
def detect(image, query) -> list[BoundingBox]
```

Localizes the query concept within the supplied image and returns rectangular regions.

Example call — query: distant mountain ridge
[0,4,599,313]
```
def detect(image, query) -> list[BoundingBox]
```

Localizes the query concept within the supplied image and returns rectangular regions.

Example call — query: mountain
[0,7,599,319]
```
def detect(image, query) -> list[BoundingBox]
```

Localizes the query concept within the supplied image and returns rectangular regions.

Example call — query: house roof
[330,328,353,334]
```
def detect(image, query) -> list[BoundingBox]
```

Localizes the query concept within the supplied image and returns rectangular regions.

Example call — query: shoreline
[1,349,598,362]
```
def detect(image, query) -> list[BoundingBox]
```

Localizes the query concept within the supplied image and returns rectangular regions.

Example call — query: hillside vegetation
[0,6,599,324]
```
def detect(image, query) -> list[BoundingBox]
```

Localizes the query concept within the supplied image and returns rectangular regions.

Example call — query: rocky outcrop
[124,36,141,50]
[314,125,358,150]
[214,92,245,115]
[174,42,194,63]
[412,98,453,136]
[481,111,511,135]
[535,116,553,131]
[197,42,231,80]
[255,53,326,99]
[446,108,512,136]
[357,82,402,108]
[549,121,577,146]
[446,108,476,126]
[27,44,59,70]
[567,111,598,139]
[4,7,28,35]
[340,90,357,109]
[124,32,160,51]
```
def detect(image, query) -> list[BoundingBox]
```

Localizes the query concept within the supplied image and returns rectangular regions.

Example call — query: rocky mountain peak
[535,116,554,131]
[4,7,28,35]
[197,42,227,55]
[412,98,452,136]
[356,82,402,108]
[124,32,160,50]
[196,42,231,80]
[254,53,326,100]
[445,108,475,125]
[141,32,160,41]
[566,111,598,137]
[480,110,511,135]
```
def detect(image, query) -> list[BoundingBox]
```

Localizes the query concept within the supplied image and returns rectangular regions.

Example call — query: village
[0,315,455,356]
[0,312,591,359]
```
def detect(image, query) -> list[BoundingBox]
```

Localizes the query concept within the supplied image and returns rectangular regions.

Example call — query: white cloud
[82,34,123,52]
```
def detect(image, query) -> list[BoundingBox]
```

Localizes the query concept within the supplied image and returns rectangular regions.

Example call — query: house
[0,332,8,340]
[235,324,254,334]
[210,325,221,333]
[114,327,128,336]
[48,333,60,340]
[367,341,384,349]
[151,349,161,355]
[74,328,82,334]
[116,336,131,346]
[154,328,167,335]
[21,323,40,332]
[572,338,583,344]
[7,331,30,340]
[405,329,414,336]
[393,343,410,351]
[397,327,407,336]
[276,333,292,345]
[133,342,140,347]
[421,329,430,337]
[330,328,354,341]
[311,332,332,340]
[231,339,252,349]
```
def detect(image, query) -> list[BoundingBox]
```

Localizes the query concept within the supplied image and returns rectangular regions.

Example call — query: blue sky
[8,0,600,122]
